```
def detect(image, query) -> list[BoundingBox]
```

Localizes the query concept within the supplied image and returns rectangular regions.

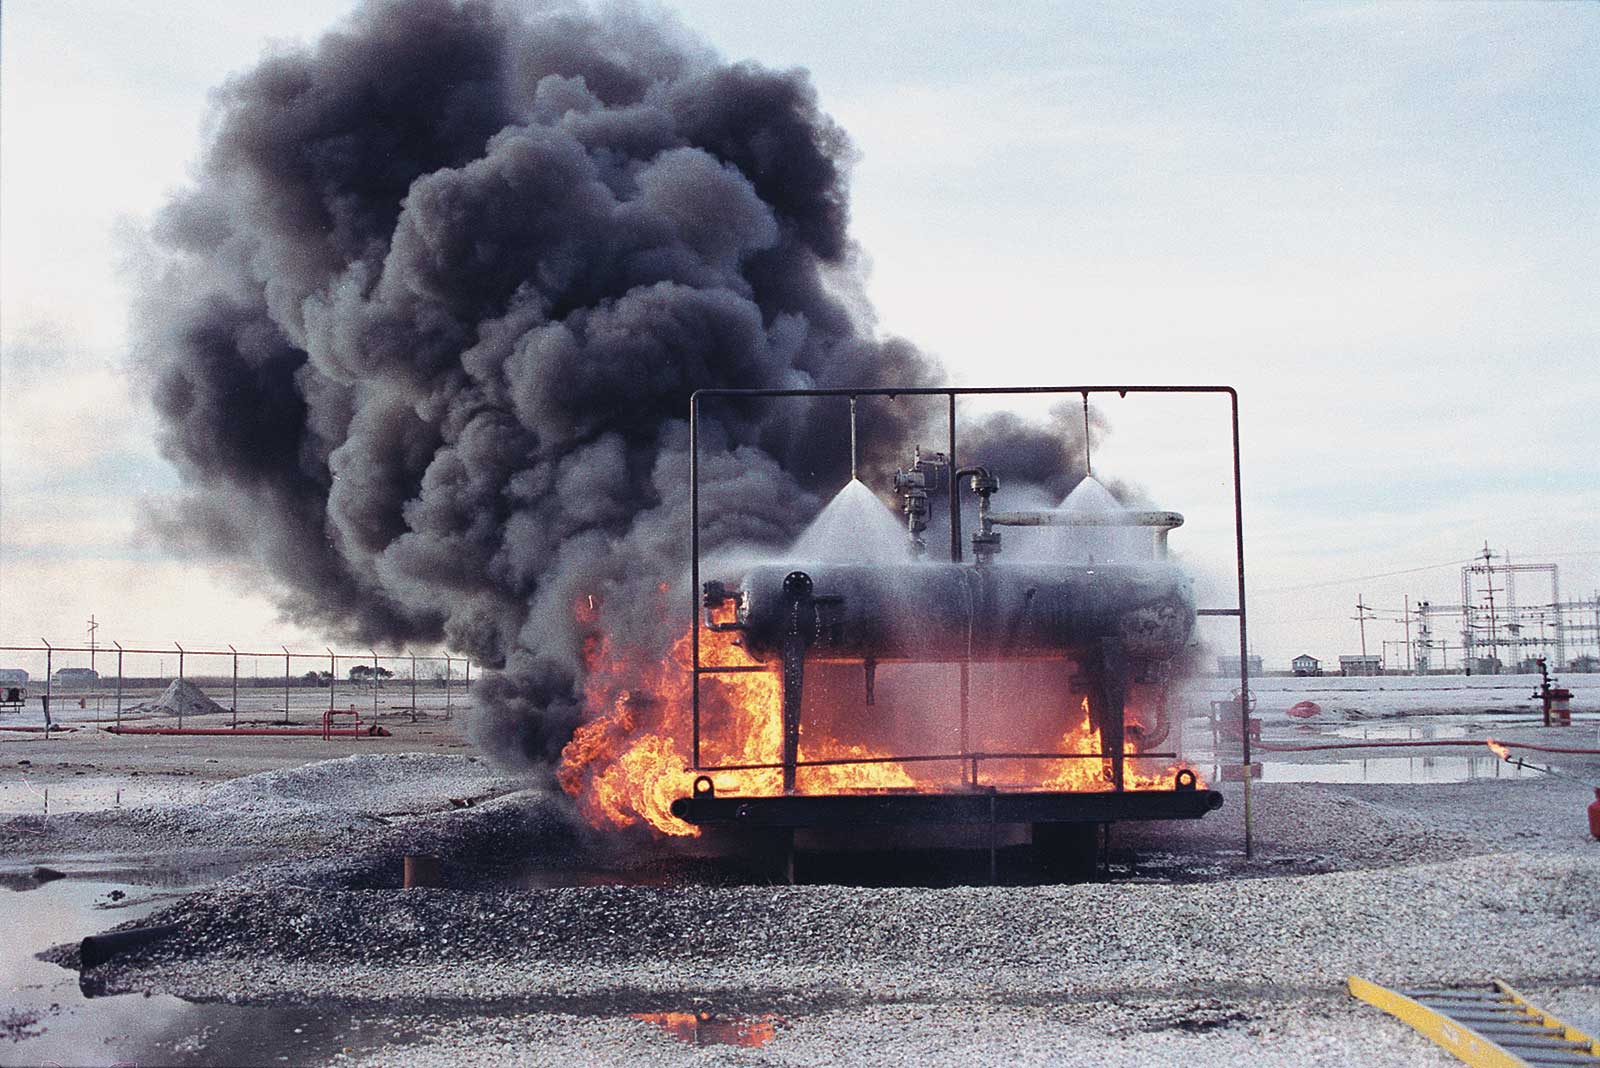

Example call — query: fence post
[328,649,336,715]
[410,654,417,723]
[175,642,185,729]
[283,647,291,724]
[444,656,452,720]
[229,644,239,729]
[371,649,380,723]
[114,642,123,728]
[42,640,53,731]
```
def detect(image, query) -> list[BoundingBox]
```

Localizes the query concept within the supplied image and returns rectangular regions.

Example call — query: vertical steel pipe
[42,641,52,731]
[689,391,701,770]
[947,392,960,562]
[849,394,858,482]
[1229,389,1252,860]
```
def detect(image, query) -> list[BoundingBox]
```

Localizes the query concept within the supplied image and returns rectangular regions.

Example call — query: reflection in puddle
[1187,711,1563,785]
[634,1010,782,1048]
[3,874,394,1066]
[1248,754,1535,784]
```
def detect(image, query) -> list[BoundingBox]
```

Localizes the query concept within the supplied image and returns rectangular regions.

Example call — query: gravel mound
[127,679,226,719]
[77,850,1599,1006]
[203,752,515,815]
[0,753,519,855]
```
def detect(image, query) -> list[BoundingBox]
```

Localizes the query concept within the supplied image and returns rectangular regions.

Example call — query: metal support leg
[959,661,971,785]
[780,571,814,795]
[1091,639,1128,791]
[781,641,804,795]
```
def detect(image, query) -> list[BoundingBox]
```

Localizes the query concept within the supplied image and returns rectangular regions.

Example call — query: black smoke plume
[137,0,1093,783]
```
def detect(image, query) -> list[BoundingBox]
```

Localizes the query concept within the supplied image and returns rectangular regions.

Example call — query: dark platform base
[670,787,1224,828]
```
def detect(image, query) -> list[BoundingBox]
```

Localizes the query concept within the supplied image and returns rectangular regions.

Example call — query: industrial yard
[3,676,1597,1066]
[5,0,1598,1066]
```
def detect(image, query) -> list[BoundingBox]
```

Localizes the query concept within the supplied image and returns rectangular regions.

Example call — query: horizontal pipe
[693,386,1238,399]
[81,923,183,969]
[698,749,1178,773]
[987,510,1184,529]
[100,725,390,737]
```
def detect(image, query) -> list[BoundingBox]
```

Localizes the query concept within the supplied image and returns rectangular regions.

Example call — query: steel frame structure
[688,385,1254,854]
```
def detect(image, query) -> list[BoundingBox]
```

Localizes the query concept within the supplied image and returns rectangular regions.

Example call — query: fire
[558,594,1206,837]
[632,1011,779,1048]
[558,595,789,835]
[1487,738,1511,761]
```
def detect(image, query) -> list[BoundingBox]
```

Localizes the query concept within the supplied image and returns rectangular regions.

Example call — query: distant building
[51,667,100,685]
[1467,657,1501,676]
[1291,654,1322,677]
[1217,655,1263,678]
[1571,656,1599,674]
[0,668,28,684]
[1339,655,1382,677]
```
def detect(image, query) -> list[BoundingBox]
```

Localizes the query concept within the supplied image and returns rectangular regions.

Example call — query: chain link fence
[0,640,475,729]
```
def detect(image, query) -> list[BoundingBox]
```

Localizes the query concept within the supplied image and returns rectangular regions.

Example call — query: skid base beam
[671,788,1222,828]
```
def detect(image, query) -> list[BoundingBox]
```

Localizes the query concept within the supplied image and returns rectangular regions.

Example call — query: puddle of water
[1188,711,1584,785]
[2,872,397,1066]
[633,1010,782,1048]
[1248,754,1535,784]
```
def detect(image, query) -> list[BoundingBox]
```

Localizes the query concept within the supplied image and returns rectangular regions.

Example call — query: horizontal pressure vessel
[733,562,1194,664]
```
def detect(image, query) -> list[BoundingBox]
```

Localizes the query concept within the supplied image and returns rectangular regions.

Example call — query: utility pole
[1480,543,1501,672]
[1353,594,1377,661]
[1416,601,1432,675]
[1402,595,1412,673]
[87,615,98,674]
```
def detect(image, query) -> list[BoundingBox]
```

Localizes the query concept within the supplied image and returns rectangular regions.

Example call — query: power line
[1255,558,1475,595]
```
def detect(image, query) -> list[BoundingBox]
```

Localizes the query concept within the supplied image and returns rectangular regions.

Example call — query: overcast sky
[1,1,1596,673]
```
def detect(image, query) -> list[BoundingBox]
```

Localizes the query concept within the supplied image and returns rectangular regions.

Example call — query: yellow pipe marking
[1348,976,1529,1068]
[1494,979,1600,1058]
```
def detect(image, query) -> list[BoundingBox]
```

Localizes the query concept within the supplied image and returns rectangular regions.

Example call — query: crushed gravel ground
[339,994,1462,1068]
[45,771,1599,1067]
[73,850,1599,1004]
[13,741,1599,1067]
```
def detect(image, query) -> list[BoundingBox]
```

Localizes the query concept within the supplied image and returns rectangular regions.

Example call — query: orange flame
[633,1011,779,1048]
[1487,738,1511,761]
[559,595,1206,836]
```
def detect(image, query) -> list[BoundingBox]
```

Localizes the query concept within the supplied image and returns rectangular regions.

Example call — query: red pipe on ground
[99,725,390,737]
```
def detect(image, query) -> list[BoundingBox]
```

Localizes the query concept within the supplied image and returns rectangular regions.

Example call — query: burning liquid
[558,595,1204,836]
